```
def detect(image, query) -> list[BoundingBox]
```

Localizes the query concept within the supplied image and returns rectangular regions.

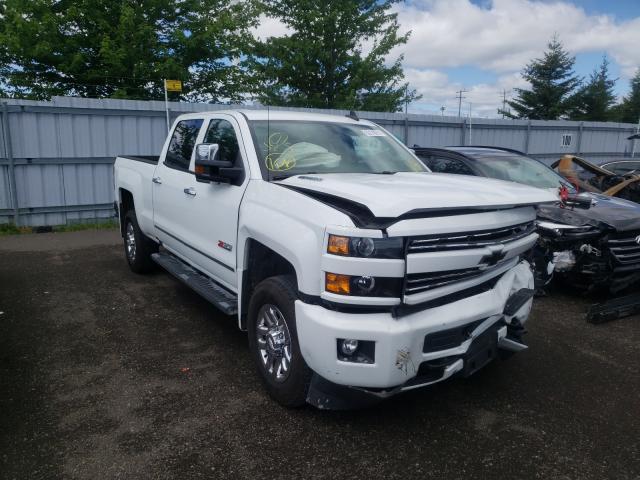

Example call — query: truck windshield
[471,153,574,191]
[249,120,426,179]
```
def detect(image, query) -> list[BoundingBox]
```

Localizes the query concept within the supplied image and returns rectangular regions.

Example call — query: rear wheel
[247,276,311,407]
[123,210,158,274]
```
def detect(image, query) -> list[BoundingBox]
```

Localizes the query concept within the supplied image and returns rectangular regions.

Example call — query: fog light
[340,339,359,356]
[354,275,375,294]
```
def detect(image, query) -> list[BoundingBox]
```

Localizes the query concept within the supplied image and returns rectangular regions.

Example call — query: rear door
[152,118,204,261]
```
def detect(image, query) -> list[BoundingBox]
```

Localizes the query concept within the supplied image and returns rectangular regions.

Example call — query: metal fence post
[1,102,19,225]
[460,119,467,146]
[404,116,409,145]
[576,122,584,155]
[524,121,531,154]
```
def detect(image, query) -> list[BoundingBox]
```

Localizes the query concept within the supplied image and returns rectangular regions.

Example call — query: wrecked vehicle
[551,154,640,204]
[414,147,640,296]
[114,111,555,409]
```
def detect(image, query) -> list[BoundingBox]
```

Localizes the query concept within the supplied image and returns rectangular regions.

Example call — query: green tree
[248,0,419,112]
[504,36,582,120]
[0,0,258,101]
[612,69,640,124]
[571,56,617,121]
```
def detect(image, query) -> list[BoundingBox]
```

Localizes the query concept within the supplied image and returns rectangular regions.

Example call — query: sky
[253,0,640,118]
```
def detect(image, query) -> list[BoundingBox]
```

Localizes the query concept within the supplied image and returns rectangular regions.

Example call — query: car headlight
[327,234,404,259]
[536,221,599,237]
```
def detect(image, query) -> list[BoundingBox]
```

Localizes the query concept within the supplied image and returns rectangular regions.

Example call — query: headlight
[536,221,599,237]
[325,272,402,297]
[327,234,404,259]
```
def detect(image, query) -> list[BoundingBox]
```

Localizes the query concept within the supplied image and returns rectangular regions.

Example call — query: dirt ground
[0,230,639,479]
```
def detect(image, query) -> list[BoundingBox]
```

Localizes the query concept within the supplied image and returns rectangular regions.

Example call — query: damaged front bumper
[295,261,534,409]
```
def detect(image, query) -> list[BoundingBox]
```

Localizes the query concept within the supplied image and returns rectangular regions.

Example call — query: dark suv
[414,146,640,294]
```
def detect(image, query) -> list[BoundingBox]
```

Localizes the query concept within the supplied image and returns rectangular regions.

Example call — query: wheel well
[240,239,298,329]
[119,189,134,236]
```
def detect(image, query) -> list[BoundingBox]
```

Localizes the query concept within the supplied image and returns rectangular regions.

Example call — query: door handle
[183,187,197,197]
[152,177,162,184]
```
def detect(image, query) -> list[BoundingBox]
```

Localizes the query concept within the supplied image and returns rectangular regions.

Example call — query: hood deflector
[281,185,526,230]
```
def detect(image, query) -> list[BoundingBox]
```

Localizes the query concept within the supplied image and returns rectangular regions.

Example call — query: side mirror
[194,143,243,184]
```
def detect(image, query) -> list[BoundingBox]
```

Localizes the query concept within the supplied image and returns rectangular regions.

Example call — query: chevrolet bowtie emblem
[479,245,507,267]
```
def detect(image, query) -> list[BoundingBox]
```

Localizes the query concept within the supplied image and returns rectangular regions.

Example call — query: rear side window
[165,119,204,170]
[606,162,640,175]
[204,119,241,165]
[430,156,475,176]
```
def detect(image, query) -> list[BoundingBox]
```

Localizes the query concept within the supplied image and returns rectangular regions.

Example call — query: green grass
[0,220,119,236]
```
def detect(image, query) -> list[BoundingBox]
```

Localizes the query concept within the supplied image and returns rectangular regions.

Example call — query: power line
[455,89,467,117]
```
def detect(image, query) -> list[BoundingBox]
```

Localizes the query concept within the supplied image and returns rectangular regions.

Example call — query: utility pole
[501,89,508,119]
[455,89,467,117]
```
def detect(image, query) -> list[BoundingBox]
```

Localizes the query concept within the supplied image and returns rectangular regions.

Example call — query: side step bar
[586,293,640,324]
[152,252,238,316]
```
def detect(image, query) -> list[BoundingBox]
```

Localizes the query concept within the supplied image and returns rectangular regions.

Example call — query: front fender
[237,181,354,296]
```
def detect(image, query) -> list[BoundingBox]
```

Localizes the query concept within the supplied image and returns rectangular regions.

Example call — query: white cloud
[394,0,640,76]
[394,0,640,117]
[251,14,291,41]
[405,68,527,117]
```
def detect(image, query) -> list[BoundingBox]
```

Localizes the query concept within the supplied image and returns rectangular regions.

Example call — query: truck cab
[114,111,555,409]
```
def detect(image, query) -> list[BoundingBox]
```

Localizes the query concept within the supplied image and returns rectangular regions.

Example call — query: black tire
[247,275,312,407]
[123,210,158,274]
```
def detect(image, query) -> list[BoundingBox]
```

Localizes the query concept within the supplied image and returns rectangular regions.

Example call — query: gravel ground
[0,230,639,480]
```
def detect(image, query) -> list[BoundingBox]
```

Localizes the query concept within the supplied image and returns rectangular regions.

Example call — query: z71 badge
[217,240,232,251]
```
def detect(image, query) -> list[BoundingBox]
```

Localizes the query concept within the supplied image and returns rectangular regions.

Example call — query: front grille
[405,258,513,294]
[407,221,535,254]
[607,232,640,266]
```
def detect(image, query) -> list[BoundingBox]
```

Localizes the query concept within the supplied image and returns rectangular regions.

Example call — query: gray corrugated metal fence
[1,96,638,226]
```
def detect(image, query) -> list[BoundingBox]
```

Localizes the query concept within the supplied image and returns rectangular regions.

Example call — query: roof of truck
[176,109,369,125]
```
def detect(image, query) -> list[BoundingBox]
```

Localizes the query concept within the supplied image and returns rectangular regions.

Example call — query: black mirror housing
[194,143,244,185]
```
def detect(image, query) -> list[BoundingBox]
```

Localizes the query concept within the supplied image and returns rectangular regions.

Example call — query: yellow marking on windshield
[264,132,295,171]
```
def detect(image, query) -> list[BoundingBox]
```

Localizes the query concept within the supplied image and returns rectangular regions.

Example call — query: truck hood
[538,192,640,232]
[277,172,555,225]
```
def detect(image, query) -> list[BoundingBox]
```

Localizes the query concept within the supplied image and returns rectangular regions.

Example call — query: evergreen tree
[0,0,258,101]
[572,56,617,121]
[613,69,640,124]
[504,36,582,120]
[248,0,419,112]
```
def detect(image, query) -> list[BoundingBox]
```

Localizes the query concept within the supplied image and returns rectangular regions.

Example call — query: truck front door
[182,115,249,290]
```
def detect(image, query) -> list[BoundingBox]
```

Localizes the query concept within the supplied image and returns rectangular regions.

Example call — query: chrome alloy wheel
[256,304,292,382]
[125,222,137,262]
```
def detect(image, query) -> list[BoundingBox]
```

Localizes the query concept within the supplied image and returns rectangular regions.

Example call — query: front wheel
[247,276,311,407]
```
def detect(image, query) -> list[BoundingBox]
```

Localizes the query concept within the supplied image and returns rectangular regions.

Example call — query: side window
[608,162,640,175]
[204,119,241,165]
[430,156,475,176]
[165,119,204,170]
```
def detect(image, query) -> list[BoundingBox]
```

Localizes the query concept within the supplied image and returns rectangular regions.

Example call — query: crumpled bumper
[295,260,534,393]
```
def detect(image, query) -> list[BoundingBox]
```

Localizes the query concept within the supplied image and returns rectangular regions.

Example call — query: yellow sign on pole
[164,79,182,92]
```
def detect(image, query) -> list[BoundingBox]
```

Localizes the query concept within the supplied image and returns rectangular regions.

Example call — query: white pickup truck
[114,110,555,409]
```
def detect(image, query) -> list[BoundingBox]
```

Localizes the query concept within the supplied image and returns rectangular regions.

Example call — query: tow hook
[497,327,528,352]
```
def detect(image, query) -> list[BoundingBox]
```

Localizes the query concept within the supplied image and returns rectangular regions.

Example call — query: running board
[586,293,640,324]
[152,252,238,316]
